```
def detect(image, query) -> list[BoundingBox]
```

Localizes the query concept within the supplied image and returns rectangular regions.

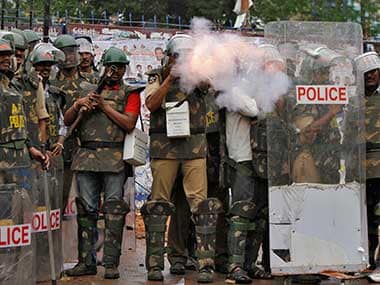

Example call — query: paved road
[39,239,376,285]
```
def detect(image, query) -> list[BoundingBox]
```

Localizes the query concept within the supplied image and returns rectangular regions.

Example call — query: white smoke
[173,17,291,114]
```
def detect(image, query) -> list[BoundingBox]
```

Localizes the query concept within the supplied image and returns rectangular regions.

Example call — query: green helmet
[11,32,27,50]
[23,29,40,44]
[53,35,79,68]
[53,34,78,49]
[166,34,194,56]
[0,38,13,53]
[102,47,129,65]
[0,32,15,53]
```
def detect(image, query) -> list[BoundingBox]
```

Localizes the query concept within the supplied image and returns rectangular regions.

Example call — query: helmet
[0,38,13,54]
[258,44,285,66]
[53,35,79,68]
[11,29,27,50]
[102,47,129,65]
[30,43,65,65]
[23,29,40,44]
[354,52,380,75]
[76,37,95,56]
[53,34,78,49]
[165,34,194,56]
[11,32,27,50]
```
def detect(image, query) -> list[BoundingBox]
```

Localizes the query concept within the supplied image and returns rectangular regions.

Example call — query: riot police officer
[143,34,222,283]
[64,47,141,279]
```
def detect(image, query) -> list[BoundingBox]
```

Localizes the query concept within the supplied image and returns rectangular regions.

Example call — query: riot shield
[31,162,63,282]
[265,21,366,274]
[0,183,34,285]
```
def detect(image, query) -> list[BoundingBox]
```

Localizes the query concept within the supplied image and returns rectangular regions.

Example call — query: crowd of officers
[0,28,380,285]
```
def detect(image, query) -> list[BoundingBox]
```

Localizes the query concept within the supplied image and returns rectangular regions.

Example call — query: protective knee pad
[228,200,257,220]
[102,200,130,215]
[192,198,224,270]
[141,200,175,270]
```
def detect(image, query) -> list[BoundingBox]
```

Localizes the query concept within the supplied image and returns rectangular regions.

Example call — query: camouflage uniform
[222,109,271,281]
[143,68,222,282]
[22,74,66,280]
[66,83,136,277]
[365,86,380,267]
[50,71,97,212]
[167,91,229,273]
[0,73,35,285]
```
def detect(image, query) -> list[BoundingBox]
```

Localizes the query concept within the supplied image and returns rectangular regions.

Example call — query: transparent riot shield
[31,161,63,282]
[62,175,78,264]
[0,183,34,285]
[265,21,366,274]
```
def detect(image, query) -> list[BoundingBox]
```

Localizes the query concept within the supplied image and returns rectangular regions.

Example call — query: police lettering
[296,85,348,104]
[9,103,25,128]
[32,209,61,232]
[64,199,77,216]
[0,224,31,248]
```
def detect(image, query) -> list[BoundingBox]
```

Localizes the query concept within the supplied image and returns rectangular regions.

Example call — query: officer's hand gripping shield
[265,21,366,275]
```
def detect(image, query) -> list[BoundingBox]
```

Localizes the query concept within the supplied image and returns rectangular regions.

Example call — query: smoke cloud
[173,17,291,114]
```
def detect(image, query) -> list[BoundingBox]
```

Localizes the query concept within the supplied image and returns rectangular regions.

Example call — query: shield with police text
[265,21,366,274]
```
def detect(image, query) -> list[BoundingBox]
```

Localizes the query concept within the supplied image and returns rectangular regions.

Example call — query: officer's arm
[91,92,139,133]
[64,96,93,126]
[308,105,342,131]
[146,74,175,112]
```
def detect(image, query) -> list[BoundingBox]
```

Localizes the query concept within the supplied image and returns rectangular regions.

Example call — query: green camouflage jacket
[147,69,207,160]
[0,74,30,169]
[71,84,137,172]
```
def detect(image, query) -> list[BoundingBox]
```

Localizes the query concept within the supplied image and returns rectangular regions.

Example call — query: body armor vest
[150,80,206,135]
[78,87,128,143]
[0,84,27,144]
[46,87,64,146]
[22,81,40,147]
[366,95,380,146]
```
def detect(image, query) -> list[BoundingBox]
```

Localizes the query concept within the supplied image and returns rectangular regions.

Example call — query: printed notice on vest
[32,209,61,233]
[166,101,191,138]
[0,224,31,248]
[296,85,348,104]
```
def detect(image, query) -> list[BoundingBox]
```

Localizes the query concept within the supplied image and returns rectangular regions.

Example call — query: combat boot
[65,197,97,277]
[192,198,223,283]
[103,200,129,279]
[226,200,256,284]
[141,200,175,281]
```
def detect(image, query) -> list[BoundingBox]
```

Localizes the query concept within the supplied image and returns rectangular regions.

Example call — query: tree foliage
[16,0,380,36]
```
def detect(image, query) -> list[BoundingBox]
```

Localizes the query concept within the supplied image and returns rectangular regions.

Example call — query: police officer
[355,52,380,275]
[63,47,141,279]
[76,37,99,78]
[51,34,98,212]
[167,88,229,275]
[142,34,222,283]
[0,37,48,283]
[22,43,67,280]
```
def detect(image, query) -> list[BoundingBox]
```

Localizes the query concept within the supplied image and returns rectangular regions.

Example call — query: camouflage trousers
[167,177,229,268]
[227,160,270,272]
[367,178,380,267]
[75,170,127,266]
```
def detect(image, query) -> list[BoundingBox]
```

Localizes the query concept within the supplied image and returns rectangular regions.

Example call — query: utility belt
[367,142,380,152]
[0,140,25,150]
[81,141,123,150]
[149,127,205,135]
